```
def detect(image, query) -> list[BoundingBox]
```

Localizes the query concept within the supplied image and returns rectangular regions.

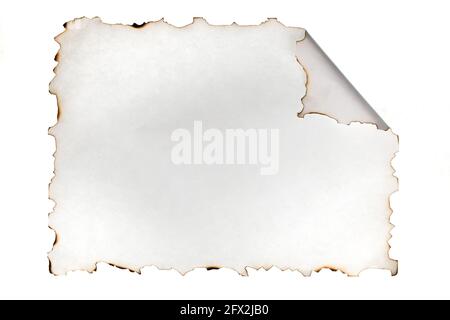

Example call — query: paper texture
[49,17,397,276]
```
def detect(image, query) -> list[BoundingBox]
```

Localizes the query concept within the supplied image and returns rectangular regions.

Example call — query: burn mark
[131,22,147,29]
[48,257,53,274]
[107,262,140,274]
[315,265,339,273]
[52,231,59,246]
[295,55,309,118]
[206,266,221,271]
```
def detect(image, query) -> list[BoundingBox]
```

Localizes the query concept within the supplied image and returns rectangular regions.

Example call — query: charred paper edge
[48,17,398,276]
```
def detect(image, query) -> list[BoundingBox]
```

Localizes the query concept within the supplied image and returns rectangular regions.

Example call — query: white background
[0,0,449,299]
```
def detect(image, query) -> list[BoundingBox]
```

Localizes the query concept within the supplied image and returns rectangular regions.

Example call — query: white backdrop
[0,0,448,299]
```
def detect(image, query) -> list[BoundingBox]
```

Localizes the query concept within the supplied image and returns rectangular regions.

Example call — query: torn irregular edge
[48,16,398,276]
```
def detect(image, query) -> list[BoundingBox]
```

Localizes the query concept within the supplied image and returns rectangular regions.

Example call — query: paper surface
[49,17,398,276]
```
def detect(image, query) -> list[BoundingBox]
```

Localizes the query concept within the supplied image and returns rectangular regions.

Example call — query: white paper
[49,17,398,276]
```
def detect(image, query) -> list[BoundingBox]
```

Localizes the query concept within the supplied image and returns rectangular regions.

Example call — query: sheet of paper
[49,17,398,276]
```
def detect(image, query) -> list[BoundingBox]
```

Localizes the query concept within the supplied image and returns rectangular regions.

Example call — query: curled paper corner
[295,32,389,130]
[48,17,398,277]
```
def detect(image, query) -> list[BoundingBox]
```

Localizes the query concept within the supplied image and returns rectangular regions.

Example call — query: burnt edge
[48,16,398,277]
